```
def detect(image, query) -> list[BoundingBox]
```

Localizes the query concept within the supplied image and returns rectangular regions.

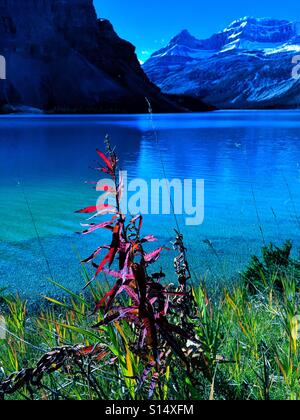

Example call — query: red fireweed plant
[76,136,206,397]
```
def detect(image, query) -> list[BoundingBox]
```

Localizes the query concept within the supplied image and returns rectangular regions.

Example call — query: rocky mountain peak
[223,17,299,44]
[171,29,195,43]
[143,16,300,109]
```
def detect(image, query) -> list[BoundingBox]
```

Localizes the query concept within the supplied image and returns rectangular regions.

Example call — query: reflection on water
[0,111,300,297]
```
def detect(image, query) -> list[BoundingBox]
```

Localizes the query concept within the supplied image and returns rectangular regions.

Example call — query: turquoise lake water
[0,111,300,298]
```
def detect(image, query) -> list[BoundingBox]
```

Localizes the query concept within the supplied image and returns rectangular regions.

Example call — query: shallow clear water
[0,111,300,298]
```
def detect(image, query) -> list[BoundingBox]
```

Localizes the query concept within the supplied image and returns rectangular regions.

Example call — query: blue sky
[94,0,300,61]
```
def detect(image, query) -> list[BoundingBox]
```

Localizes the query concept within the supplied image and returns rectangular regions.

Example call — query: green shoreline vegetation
[0,141,299,401]
[0,246,299,400]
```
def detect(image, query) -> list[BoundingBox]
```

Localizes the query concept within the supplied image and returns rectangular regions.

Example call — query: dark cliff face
[0,0,187,113]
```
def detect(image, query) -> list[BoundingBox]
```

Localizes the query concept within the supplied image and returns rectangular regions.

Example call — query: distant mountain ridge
[144,17,300,109]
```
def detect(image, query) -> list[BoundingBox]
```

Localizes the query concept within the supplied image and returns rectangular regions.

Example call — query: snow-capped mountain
[143,17,300,109]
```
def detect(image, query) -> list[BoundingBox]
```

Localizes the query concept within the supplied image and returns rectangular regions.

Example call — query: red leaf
[86,207,117,220]
[96,149,113,171]
[79,345,95,355]
[81,246,109,264]
[95,351,110,361]
[95,248,116,277]
[92,306,139,328]
[149,372,159,399]
[137,361,156,393]
[94,287,117,312]
[144,247,169,263]
[78,344,107,358]
[75,205,97,214]
[102,269,135,280]
[79,221,114,235]
[141,235,158,243]
[117,285,139,304]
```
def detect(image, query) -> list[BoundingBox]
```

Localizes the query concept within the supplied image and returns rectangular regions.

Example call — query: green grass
[0,267,299,400]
